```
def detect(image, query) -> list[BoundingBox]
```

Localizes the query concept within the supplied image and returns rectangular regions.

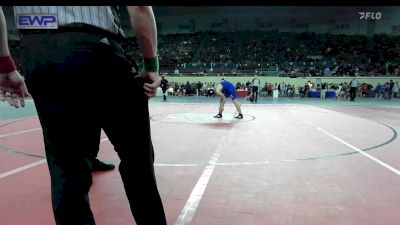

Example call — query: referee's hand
[0,71,30,108]
[137,71,161,98]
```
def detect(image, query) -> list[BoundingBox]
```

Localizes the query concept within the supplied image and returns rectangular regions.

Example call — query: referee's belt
[18,23,124,42]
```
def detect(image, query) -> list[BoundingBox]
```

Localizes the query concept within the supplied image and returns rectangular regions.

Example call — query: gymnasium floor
[1,96,400,225]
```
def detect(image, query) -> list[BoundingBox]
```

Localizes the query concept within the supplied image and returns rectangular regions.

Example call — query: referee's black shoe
[91,159,115,172]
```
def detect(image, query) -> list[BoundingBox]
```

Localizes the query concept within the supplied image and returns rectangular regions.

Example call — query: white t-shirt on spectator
[350,80,358,88]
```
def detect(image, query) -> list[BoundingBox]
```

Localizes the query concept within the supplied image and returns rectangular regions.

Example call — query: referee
[349,77,358,102]
[251,74,260,102]
[0,6,167,225]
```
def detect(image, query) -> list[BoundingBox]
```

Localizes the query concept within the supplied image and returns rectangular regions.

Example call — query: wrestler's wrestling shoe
[213,113,222,118]
[235,114,243,119]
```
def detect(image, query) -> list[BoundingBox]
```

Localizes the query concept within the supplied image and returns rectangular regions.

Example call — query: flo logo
[359,12,382,20]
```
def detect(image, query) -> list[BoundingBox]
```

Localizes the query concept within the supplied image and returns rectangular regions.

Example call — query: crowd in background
[161,79,400,100]
[10,31,400,77]
[125,31,400,76]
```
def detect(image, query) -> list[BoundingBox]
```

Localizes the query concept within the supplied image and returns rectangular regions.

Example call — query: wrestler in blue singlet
[220,80,237,99]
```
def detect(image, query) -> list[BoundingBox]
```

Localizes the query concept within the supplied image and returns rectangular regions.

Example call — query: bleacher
[10,31,400,77]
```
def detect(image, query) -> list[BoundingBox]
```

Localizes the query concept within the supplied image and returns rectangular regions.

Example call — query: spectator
[392,81,399,99]
[375,83,382,99]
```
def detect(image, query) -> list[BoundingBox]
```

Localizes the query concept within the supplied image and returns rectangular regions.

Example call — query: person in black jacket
[160,75,169,101]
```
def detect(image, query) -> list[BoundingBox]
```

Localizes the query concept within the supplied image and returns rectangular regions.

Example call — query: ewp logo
[359,12,382,20]
[16,14,58,29]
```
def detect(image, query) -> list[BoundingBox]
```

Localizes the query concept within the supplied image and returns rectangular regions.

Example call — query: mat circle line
[150,112,256,124]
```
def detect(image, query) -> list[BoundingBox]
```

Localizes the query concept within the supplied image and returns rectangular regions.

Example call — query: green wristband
[143,56,159,72]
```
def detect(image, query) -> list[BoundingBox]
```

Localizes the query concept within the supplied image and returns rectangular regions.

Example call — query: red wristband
[0,56,17,74]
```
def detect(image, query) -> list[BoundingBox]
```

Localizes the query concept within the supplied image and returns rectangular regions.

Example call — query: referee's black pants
[350,87,357,101]
[20,31,167,225]
[252,86,259,102]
